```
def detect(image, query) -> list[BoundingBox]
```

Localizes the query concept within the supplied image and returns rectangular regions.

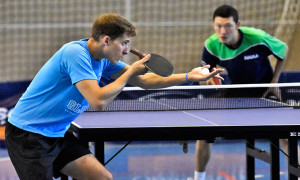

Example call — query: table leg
[246,139,255,180]
[288,138,300,180]
[269,139,280,180]
[95,140,105,164]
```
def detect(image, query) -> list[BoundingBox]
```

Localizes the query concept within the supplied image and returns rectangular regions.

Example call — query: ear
[236,20,241,29]
[102,35,110,46]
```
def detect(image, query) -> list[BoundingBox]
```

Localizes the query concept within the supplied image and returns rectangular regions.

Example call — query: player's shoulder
[62,39,89,55]
[240,26,285,46]
[240,26,269,40]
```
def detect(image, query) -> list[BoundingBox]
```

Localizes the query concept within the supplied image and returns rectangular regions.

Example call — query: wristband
[186,72,193,85]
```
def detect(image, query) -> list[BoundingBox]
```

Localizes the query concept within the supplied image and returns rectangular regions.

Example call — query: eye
[215,25,222,29]
[225,24,233,29]
[122,41,129,46]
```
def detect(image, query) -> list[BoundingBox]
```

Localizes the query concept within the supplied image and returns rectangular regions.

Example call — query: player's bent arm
[75,57,149,110]
[75,80,121,111]
[271,46,288,83]
[130,73,189,89]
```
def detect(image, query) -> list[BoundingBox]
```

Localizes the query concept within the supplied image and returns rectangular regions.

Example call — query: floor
[0,139,294,180]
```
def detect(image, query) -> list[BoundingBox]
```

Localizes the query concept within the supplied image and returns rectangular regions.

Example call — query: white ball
[201,68,210,75]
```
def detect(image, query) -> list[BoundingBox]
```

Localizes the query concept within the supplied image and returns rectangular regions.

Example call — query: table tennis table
[70,85,300,180]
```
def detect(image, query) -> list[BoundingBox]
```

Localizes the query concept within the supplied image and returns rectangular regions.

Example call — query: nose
[123,49,128,55]
[123,46,129,55]
[220,26,227,34]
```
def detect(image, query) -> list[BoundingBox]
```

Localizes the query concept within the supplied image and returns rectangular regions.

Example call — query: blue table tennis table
[70,90,300,180]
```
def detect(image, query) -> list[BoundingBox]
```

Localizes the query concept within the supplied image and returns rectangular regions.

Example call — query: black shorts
[5,122,91,180]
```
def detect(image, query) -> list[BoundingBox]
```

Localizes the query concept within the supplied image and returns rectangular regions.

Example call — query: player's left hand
[263,87,282,101]
[187,65,224,82]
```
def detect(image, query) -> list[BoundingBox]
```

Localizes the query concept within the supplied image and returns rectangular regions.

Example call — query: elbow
[138,84,151,90]
[90,100,109,111]
[285,46,289,59]
[131,78,151,89]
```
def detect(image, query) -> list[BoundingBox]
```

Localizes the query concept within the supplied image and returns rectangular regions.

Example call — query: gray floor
[0,139,294,180]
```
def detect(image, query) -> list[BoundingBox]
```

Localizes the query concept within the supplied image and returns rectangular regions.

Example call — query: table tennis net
[86,83,300,112]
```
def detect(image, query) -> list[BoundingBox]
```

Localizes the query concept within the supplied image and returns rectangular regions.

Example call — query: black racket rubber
[145,54,174,77]
[130,48,174,77]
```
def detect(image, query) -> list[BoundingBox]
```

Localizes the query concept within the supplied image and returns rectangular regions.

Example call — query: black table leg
[246,139,255,180]
[288,138,300,180]
[270,139,280,180]
[95,140,105,164]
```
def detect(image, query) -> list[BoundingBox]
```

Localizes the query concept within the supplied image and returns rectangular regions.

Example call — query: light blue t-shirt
[9,39,126,137]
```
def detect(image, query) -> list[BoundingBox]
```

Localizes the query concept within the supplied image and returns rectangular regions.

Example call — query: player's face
[213,16,239,45]
[105,34,131,64]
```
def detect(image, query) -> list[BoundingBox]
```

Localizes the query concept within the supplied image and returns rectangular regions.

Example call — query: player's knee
[95,164,113,180]
[106,172,113,180]
[87,170,113,180]
[99,171,113,180]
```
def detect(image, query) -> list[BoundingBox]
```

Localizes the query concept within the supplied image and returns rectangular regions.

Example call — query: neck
[87,38,104,60]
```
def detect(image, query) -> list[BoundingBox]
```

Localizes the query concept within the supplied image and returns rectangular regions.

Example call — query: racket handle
[130,47,145,59]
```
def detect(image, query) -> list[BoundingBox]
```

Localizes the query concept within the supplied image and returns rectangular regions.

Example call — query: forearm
[76,69,137,111]
[128,67,224,89]
[271,46,288,83]
[128,73,186,89]
[100,69,135,100]
[94,56,150,107]
[271,61,284,83]
[118,65,223,89]
[271,59,287,83]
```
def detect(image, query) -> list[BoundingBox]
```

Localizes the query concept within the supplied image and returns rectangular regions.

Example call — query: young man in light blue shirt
[5,13,223,180]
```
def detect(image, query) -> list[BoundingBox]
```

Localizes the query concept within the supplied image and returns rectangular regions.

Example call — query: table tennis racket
[130,47,174,77]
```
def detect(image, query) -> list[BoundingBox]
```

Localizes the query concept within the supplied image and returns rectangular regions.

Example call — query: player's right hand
[129,54,150,76]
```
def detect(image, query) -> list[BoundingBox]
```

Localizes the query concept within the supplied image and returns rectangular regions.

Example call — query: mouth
[220,36,227,41]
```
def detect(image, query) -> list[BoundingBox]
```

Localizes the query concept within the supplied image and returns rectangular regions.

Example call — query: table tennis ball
[201,68,210,75]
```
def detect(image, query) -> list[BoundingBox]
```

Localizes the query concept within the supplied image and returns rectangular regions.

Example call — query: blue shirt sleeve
[61,44,98,84]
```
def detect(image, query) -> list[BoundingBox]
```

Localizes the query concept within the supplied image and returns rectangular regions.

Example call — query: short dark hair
[91,13,137,41]
[213,5,239,23]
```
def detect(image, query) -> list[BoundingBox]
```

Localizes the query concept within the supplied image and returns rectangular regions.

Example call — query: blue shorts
[5,122,91,179]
